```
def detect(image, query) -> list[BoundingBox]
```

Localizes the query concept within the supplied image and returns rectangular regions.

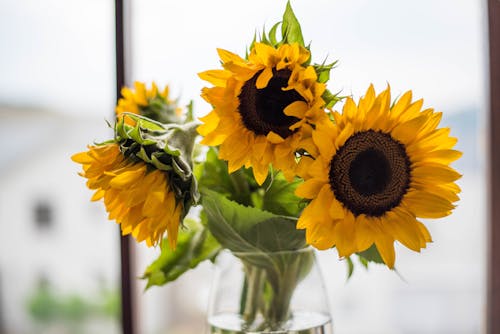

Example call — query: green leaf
[281,1,305,47]
[196,147,237,197]
[202,189,305,253]
[197,149,302,219]
[197,147,257,206]
[262,174,302,216]
[142,218,221,289]
[202,189,274,253]
[245,217,306,252]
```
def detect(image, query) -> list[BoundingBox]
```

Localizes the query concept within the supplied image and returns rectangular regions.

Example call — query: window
[33,201,53,230]
[1,1,496,333]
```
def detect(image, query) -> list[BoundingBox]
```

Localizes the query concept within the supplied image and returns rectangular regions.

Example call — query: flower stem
[238,250,315,331]
[240,264,266,328]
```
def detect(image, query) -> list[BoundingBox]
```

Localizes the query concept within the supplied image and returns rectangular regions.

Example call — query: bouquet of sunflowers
[72,2,461,332]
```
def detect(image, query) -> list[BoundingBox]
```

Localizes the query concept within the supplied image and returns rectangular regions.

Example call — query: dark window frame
[488,0,500,333]
[115,1,135,334]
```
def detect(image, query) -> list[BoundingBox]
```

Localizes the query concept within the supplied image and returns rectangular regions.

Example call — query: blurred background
[0,0,486,333]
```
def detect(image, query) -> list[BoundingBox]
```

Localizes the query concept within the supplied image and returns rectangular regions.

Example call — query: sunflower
[71,143,183,248]
[116,81,183,124]
[198,42,328,185]
[295,85,461,268]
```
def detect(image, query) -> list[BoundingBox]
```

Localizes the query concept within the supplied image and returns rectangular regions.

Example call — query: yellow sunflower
[116,81,182,124]
[295,85,461,268]
[198,42,328,185]
[71,143,183,248]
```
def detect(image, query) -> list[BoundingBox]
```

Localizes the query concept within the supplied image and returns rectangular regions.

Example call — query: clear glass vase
[207,247,333,334]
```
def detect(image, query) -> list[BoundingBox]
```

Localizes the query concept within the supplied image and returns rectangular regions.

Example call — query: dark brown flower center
[329,130,411,217]
[238,68,305,138]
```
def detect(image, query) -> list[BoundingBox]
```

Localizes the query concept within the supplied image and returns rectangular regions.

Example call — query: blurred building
[0,106,120,333]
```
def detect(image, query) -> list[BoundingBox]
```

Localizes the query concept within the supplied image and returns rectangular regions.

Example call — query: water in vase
[208,310,333,334]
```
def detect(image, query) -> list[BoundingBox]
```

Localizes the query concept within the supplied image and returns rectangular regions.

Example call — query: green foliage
[199,183,313,330]
[26,281,119,324]
[261,174,302,217]
[27,283,59,322]
[196,148,303,217]
[195,147,257,206]
[142,218,221,289]
[143,141,305,288]
[202,189,305,254]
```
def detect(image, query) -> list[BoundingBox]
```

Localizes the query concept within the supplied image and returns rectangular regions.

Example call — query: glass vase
[207,247,333,334]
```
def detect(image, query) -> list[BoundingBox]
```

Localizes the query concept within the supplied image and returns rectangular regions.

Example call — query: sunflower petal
[375,236,396,269]
[198,70,232,87]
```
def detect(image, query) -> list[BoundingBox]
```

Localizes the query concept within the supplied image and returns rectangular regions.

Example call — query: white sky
[0,0,487,117]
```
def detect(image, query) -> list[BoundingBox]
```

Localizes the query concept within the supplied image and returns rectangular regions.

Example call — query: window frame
[115,1,135,334]
[487,0,500,333]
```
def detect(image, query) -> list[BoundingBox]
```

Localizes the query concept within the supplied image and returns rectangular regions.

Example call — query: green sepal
[114,113,200,214]
[248,1,306,52]
[202,189,306,254]
[322,89,342,109]
[346,257,355,280]
[357,244,385,265]
[358,255,369,268]
[281,1,305,47]
[142,218,222,289]
[134,91,185,125]
[313,60,338,84]
[246,31,258,59]
[343,245,387,279]
[268,22,281,46]
[261,26,270,45]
